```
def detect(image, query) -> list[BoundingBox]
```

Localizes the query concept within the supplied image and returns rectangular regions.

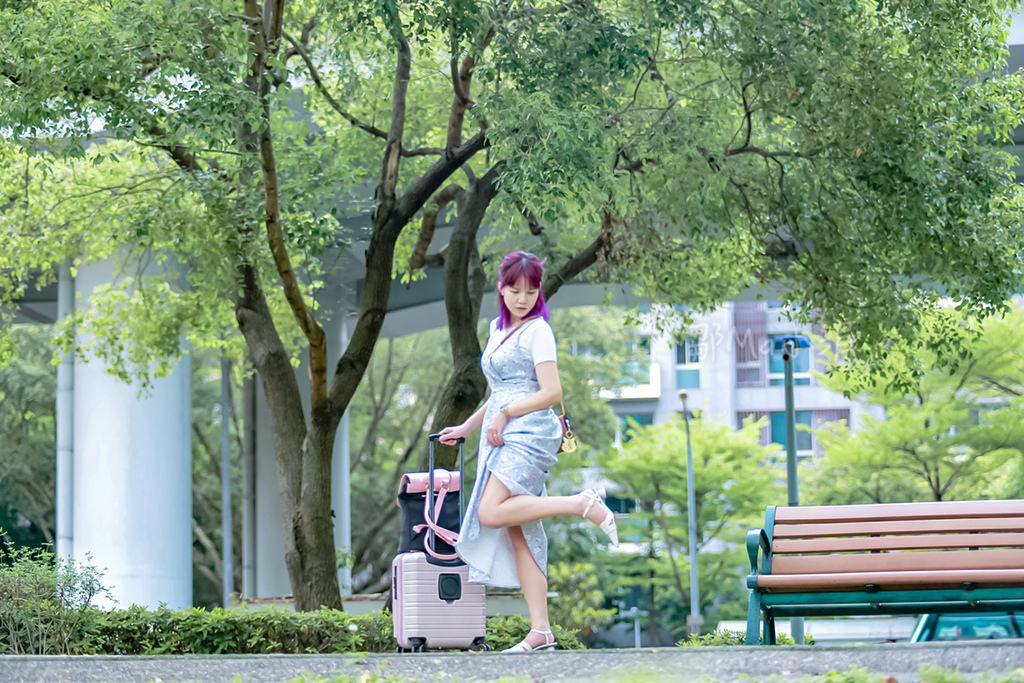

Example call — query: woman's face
[499,276,540,324]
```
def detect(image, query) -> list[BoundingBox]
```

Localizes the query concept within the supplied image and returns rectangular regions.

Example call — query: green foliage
[594,416,783,640]
[82,606,374,655]
[677,629,804,646]
[483,614,582,652]
[2,0,1022,392]
[547,562,616,638]
[0,542,579,655]
[0,536,108,655]
[0,326,56,550]
[548,306,642,473]
[809,305,1024,505]
[53,608,582,655]
[5,0,1024,611]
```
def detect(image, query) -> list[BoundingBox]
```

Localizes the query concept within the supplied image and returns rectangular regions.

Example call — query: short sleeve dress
[455,317,563,588]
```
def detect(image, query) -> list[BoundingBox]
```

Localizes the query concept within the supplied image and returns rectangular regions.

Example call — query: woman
[439,251,618,654]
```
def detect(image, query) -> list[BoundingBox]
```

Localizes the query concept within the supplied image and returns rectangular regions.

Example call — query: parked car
[912,613,1024,642]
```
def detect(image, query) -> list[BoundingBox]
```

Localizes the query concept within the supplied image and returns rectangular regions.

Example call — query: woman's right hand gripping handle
[438,423,472,446]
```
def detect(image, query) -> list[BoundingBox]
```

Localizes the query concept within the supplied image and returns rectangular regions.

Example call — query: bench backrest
[766,500,1024,577]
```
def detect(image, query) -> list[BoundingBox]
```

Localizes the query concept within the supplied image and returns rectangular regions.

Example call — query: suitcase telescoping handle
[427,434,465,556]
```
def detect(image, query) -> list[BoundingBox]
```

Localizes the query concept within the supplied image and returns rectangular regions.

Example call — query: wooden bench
[745,499,1024,645]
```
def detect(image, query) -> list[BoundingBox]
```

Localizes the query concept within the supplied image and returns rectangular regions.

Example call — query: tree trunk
[295,409,344,610]
[427,169,500,470]
[235,263,344,610]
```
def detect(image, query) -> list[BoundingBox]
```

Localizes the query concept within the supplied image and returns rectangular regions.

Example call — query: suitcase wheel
[469,636,489,653]
[410,637,427,653]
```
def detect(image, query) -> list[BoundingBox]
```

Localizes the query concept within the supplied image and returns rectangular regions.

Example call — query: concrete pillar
[253,373,294,598]
[332,315,352,596]
[55,262,74,562]
[241,376,257,599]
[72,257,192,609]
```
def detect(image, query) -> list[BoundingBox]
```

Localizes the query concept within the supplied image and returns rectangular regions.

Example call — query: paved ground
[3,641,1024,683]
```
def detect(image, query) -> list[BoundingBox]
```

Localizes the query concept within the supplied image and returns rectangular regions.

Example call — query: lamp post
[680,392,702,637]
[780,336,809,644]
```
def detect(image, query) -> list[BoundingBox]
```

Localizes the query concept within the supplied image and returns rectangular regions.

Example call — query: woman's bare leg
[476,475,609,529]
[508,525,554,648]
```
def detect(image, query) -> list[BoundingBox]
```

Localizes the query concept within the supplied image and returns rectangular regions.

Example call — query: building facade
[603,301,885,457]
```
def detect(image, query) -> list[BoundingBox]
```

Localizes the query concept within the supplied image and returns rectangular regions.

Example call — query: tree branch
[388,131,488,236]
[409,184,464,271]
[723,145,811,160]
[542,211,613,300]
[517,202,545,236]
[270,12,318,87]
[446,26,495,150]
[192,421,221,480]
[376,0,412,209]
[246,0,327,406]
[265,0,287,46]
[283,31,390,140]
[192,517,224,601]
[143,124,218,173]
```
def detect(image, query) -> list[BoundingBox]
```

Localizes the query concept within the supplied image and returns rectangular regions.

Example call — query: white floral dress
[455,318,562,588]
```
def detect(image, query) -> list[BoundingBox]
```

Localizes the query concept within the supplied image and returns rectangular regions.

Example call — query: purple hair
[496,251,550,330]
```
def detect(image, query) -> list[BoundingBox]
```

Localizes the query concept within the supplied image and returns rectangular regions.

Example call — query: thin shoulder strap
[493,317,541,353]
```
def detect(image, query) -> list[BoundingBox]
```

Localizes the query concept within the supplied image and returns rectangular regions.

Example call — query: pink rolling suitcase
[392,434,488,653]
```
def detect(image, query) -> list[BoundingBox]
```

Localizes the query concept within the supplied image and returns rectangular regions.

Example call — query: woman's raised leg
[476,475,614,532]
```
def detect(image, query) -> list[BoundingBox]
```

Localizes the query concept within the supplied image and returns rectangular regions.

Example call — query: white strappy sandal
[503,628,557,653]
[582,487,619,546]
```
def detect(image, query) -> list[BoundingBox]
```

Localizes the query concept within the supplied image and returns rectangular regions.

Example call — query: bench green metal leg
[766,612,777,645]
[746,590,762,645]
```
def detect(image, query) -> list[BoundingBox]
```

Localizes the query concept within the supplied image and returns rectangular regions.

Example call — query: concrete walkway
[3,641,1024,683]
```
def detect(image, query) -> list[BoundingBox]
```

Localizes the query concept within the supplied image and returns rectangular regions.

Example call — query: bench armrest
[746,528,771,576]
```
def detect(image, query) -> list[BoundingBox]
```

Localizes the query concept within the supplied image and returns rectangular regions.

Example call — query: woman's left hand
[486,413,508,447]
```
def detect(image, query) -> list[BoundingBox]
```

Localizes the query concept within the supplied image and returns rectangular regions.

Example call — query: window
[768,335,811,386]
[675,335,701,389]
[770,411,813,456]
[676,336,700,365]
[676,369,700,389]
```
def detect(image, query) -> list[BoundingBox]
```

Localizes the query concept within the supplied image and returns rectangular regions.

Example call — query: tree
[597,415,782,640]
[0,326,56,551]
[0,0,494,610]
[4,0,1024,609]
[808,306,1024,505]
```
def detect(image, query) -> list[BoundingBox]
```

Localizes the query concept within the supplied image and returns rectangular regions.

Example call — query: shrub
[0,540,583,655]
[75,609,581,655]
[0,540,107,654]
[547,562,616,638]
[677,629,809,646]
[79,606,372,654]
[484,614,582,651]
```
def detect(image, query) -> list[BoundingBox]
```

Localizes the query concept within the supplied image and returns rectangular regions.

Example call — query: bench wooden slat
[756,568,1024,590]
[773,500,1024,524]
[773,532,1024,554]
[748,499,1024,645]
[771,548,1022,575]
[773,517,1024,538]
